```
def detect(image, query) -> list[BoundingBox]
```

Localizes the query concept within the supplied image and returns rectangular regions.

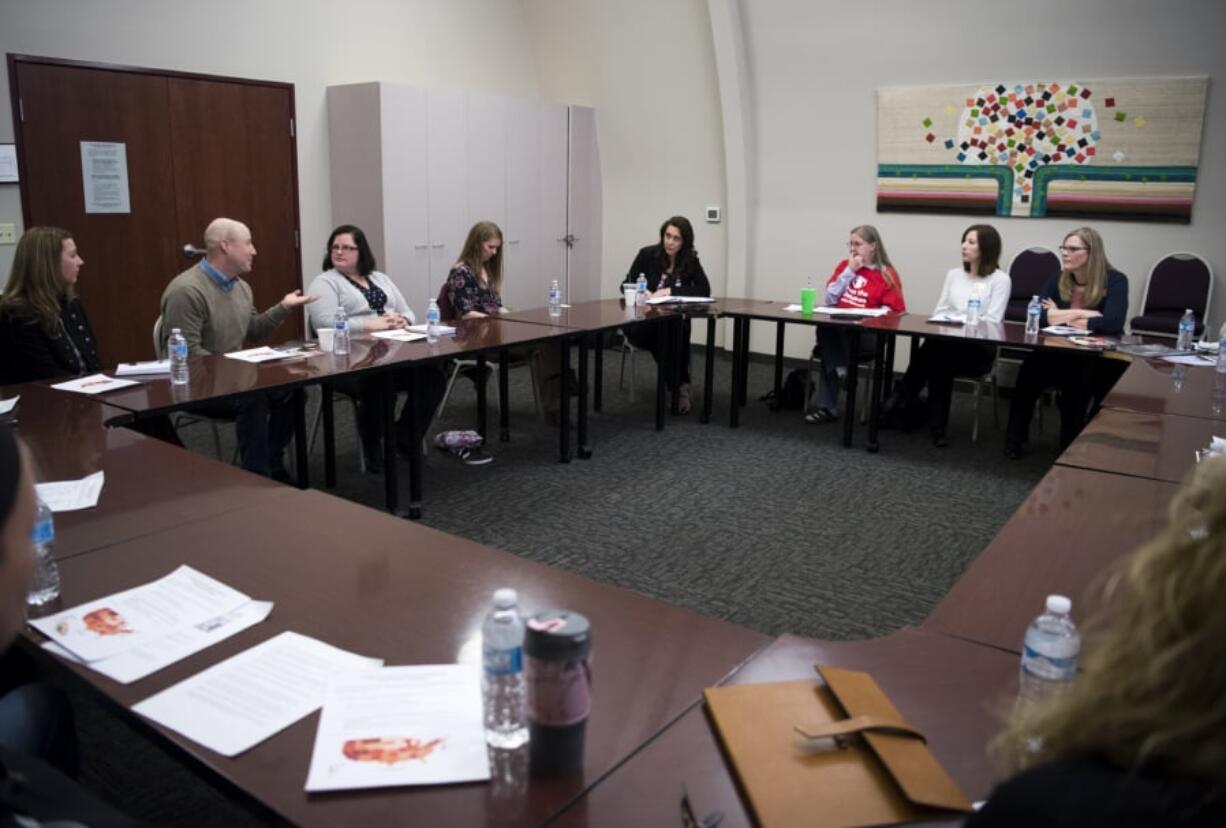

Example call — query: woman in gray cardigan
[308,225,445,473]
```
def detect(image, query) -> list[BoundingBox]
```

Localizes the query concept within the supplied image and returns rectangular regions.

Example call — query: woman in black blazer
[621,216,711,414]
[0,227,99,385]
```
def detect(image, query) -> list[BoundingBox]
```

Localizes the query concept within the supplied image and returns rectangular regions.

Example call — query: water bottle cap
[1046,594,1071,615]
[171,328,181,334]
[493,588,518,608]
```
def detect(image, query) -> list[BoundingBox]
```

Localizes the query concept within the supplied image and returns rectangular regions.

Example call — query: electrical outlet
[0,224,15,244]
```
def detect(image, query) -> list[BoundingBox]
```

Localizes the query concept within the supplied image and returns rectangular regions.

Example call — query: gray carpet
[59,341,1059,823]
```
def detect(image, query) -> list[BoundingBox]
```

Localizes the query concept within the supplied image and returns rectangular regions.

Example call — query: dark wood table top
[862,313,1112,354]
[88,318,571,419]
[552,627,1018,827]
[924,465,1177,654]
[714,297,879,327]
[504,299,717,332]
[1102,358,1226,423]
[3,382,292,562]
[1056,408,1215,485]
[34,488,769,827]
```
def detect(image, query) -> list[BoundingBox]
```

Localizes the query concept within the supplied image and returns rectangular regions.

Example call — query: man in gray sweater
[160,218,316,480]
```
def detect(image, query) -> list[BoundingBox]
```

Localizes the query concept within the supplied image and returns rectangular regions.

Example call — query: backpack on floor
[760,368,809,411]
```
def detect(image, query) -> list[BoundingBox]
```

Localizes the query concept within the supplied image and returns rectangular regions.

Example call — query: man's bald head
[203,218,257,277]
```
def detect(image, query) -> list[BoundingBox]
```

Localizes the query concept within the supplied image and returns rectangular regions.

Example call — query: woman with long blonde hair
[970,457,1226,824]
[1004,226,1128,456]
[805,224,906,423]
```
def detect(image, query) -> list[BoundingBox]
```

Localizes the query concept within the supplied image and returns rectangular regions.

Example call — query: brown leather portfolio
[703,665,973,827]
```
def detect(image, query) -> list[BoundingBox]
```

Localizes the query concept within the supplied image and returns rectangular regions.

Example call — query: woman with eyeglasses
[1004,226,1128,458]
[308,225,445,473]
[805,225,906,424]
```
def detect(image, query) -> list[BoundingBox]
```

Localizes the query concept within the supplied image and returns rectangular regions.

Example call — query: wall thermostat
[705,205,721,223]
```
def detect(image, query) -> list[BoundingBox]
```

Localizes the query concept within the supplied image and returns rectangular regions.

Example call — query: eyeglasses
[331,244,359,253]
[1058,245,1088,253]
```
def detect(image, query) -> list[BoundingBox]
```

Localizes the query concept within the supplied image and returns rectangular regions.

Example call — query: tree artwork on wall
[876,77,1208,223]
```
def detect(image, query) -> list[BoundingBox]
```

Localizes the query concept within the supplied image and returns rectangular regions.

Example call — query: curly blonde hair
[993,456,1226,797]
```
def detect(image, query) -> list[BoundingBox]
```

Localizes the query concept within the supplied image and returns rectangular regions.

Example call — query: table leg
[843,330,860,448]
[406,366,423,519]
[560,338,572,462]
[382,372,399,515]
[773,321,785,406]
[883,336,897,399]
[292,388,309,489]
[730,317,745,428]
[321,383,336,488]
[498,349,510,443]
[656,320,667,432]
[578,335,591,459]
[670,316,682,416]
[593,337,604,413]
[701,315,715,424]
[738,318,751,408]
[866,334,888,454]
[476,354,488,442]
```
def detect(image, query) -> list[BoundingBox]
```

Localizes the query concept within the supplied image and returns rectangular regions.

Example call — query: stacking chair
[1001,247,1062,434]
[617,330,641,402]
[304,317,366,473]
[1129,252,1213,339]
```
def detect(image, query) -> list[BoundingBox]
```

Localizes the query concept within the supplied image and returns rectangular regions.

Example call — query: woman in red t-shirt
[804,225,905,423]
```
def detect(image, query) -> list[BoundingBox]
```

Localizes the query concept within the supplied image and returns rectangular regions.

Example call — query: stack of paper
[115,360,170,376]
[0,396,18,415]
[225,346,313,363]
[406,324,456,337]
[305,664,489,790]
[35,471,105,512]
[50,374,140,395]
[645,295,716,305]
[34,565,267,683]
[372,330,428,342]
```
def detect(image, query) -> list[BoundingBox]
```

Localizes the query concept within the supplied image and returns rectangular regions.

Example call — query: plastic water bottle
[1216,322,1226,374]
[482,588,528,748]
[426,299,441,344]
[635,273,648,306]
[1177,309,1196,351]
[27,497,61,606]
[1025,295,1042,336]
[334,306,350,355]
[1018,595,1079,710]
[168,328,189,385]
[548,280,562,318]
[966,295,982,327]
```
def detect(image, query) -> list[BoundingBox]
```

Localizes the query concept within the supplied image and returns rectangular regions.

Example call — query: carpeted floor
[59,341,1061,824]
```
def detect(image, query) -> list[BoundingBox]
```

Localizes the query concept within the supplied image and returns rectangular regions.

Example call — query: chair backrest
[1005,247,1061,322]
[435,280,456,322]
[152,315,166,359]
[1143,252,1212,318]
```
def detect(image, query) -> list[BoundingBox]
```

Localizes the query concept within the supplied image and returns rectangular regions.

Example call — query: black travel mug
[524,609,592,776]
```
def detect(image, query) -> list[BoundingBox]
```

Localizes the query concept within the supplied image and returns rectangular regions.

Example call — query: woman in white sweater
[883,224,1011,446]
[308,225,445,472]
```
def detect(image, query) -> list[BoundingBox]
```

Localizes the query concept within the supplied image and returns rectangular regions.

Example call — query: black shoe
[803,407,839,424]
[931,429,949,448]
[1004,441,1024,460]
[270,467,294,484]
[363,453,384,474]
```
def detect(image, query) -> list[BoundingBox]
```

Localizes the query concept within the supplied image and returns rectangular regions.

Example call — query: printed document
[133,631,382,757]
[50,374,140,395]
[371,330,428,342]
[305,664,489,791]
[35,471,105,512]
[28,565,252,663]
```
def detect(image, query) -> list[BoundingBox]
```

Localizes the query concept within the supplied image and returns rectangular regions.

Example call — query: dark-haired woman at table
[883,224,1010,446]
[620,216,711,414]
[805,225,905,424]
[968,456,1226,826]
[1004,226,1128,458]
[308,225,445,472]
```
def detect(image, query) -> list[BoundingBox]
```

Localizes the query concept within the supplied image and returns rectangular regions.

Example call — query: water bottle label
[32,518,54,545]
[172,341,188,360]
[1021,645,1077,680]
[484,645,523,676]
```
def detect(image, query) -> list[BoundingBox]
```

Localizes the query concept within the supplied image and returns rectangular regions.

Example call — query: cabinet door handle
[414,244,429,250]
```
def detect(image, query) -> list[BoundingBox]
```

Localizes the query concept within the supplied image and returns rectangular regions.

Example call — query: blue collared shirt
[200,259,239,293]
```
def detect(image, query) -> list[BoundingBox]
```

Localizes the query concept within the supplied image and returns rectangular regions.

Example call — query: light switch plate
[0,224,15,244]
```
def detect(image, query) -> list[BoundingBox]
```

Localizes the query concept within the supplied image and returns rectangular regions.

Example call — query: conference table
[1100,354,1226,422]
[1055,407,1215,484]
[552,627,1019,827]
[1,381,294,562]
[34,486,769,827]
[923,464,1178,654]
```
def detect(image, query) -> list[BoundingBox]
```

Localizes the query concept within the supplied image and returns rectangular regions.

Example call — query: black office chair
[1130,252,1213,339]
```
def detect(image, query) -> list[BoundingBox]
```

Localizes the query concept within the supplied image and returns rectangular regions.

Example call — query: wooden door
[9,56,302,364]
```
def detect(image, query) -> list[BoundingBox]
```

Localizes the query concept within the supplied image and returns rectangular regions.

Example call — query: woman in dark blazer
[621,216,711,414]
[1004,226,1129,457]
[0,227,99,385]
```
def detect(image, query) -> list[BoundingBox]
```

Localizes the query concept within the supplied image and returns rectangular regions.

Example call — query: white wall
[524,0,729,300]
[0,0,543,289]
[736,0,1226,359]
